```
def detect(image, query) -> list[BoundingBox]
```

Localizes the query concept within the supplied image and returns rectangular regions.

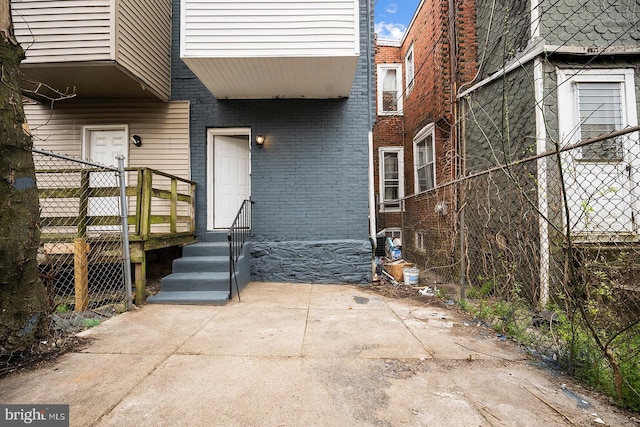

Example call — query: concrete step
[147,291,229,305]
[182,242,228,257]
[172,256,229,273]
[160,272,229,292]
[200,231,228,243]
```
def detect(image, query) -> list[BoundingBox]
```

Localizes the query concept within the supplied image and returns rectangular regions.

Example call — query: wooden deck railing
[127,167,196,240]
[37,167,196,240]
[37,166,196,305]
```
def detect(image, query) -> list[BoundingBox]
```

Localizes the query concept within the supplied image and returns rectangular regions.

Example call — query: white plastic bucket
[403,267,419,286]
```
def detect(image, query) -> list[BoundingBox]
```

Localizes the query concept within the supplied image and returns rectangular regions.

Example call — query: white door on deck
[213,135,250,229]
[86,128,127,232]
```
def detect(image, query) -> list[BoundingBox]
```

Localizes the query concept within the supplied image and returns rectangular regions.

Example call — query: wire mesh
[399,132,640,410]
[1,150,130,376]
[34,150,128,333]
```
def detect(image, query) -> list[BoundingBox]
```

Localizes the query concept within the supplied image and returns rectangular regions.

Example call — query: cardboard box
[384,262,414,282]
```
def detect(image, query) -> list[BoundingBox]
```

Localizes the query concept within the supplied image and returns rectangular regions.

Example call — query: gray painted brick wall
[171,0,375,283]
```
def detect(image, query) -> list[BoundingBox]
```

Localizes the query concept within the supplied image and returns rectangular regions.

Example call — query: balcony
[12,0,171,101]
[180,0,361,99]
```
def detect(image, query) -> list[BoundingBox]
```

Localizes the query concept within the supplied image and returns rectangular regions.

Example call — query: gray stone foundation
[251,240,372,284]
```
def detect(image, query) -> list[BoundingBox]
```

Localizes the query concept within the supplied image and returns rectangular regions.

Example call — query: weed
[83,319,100,328]
[55,304,70,314]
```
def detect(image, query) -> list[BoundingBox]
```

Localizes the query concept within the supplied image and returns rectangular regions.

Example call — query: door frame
[81,125,129,232]
[556,68,639,236]
[206,128,252,230]
[82,124,129,166]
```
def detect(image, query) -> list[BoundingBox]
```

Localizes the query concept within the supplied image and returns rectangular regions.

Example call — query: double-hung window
[414,124,436,193]
[379,147,404,211]
[405,44,415,94]
[377,64,403,115]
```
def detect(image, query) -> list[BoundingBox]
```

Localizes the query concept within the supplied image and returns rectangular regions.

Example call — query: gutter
[458,41,640,99]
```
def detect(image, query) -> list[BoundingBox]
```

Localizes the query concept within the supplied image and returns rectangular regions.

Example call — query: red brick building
[373,0,477,269]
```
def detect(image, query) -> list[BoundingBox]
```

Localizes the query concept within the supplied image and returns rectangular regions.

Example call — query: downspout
[449,0,465,298]
[534,57,549,309]
[531,0,549,308]
[366,0,377,250]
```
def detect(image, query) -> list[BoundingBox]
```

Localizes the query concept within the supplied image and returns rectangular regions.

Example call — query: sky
[374,0,421,40]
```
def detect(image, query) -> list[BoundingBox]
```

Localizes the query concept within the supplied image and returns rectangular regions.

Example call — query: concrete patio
[0,282,635,426]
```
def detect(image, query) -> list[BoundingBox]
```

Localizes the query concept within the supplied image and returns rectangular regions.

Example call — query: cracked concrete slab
[0,282,636,427]
[178,306,308,357]
[0,353,166,426]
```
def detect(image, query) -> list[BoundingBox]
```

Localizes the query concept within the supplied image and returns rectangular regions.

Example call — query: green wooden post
[134,251,146,305]
[140,169,152,240]
[170,178,177,234]
[135,169,143,237]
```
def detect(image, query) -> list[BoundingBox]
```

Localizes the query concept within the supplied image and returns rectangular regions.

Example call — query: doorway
[207,129,251,229]
[83,125,128,232]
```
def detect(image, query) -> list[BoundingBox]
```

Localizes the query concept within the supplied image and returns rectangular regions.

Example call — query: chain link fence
[397,130,640,410]
[34,149,131,327]
[1,150,132,375]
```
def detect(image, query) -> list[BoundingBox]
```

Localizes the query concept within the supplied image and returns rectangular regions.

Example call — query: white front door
[208,132,251,229]
[85,127,128,231]
[557,69,639,236]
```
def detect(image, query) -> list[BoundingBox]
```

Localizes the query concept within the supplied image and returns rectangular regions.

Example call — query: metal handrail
[227,199,253,302]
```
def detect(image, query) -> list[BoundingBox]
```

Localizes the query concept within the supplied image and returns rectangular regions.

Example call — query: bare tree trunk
[0,0,48,353]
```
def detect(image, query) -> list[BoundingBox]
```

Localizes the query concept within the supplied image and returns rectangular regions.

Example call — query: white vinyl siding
[377,64,403,115]
[12,0,171,101]
[181,0,359,58]
[12,1,113,62]
[116,0,172,101]
[26,100,190,180]
[180,0,360,99]
[414,124,436,193]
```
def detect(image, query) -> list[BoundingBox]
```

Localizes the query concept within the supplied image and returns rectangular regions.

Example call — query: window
[405,44,415,94]
[415,230,427,252]
[576,82,624,160]
[557,69,638,162]
[377,64,403,114]
[414,124,436,193]
[384,228,402,241]
[379,147,404,211]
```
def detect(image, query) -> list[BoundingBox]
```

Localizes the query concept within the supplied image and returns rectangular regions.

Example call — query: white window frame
[377,64,403,115]
[383,227,402,241]
[556,68,638,156]
[413,123,436,194]
[405,44,415,94]
[415,230,427,252]
[379,147,404,212]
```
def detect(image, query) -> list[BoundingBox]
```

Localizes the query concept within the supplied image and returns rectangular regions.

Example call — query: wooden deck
[37,166,196,306]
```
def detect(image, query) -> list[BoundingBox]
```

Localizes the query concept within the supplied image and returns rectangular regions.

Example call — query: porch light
[131,135,142,147]
[255,135,265,148]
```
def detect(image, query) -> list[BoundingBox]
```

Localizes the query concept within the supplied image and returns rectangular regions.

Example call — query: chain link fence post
[116,155,133,310]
